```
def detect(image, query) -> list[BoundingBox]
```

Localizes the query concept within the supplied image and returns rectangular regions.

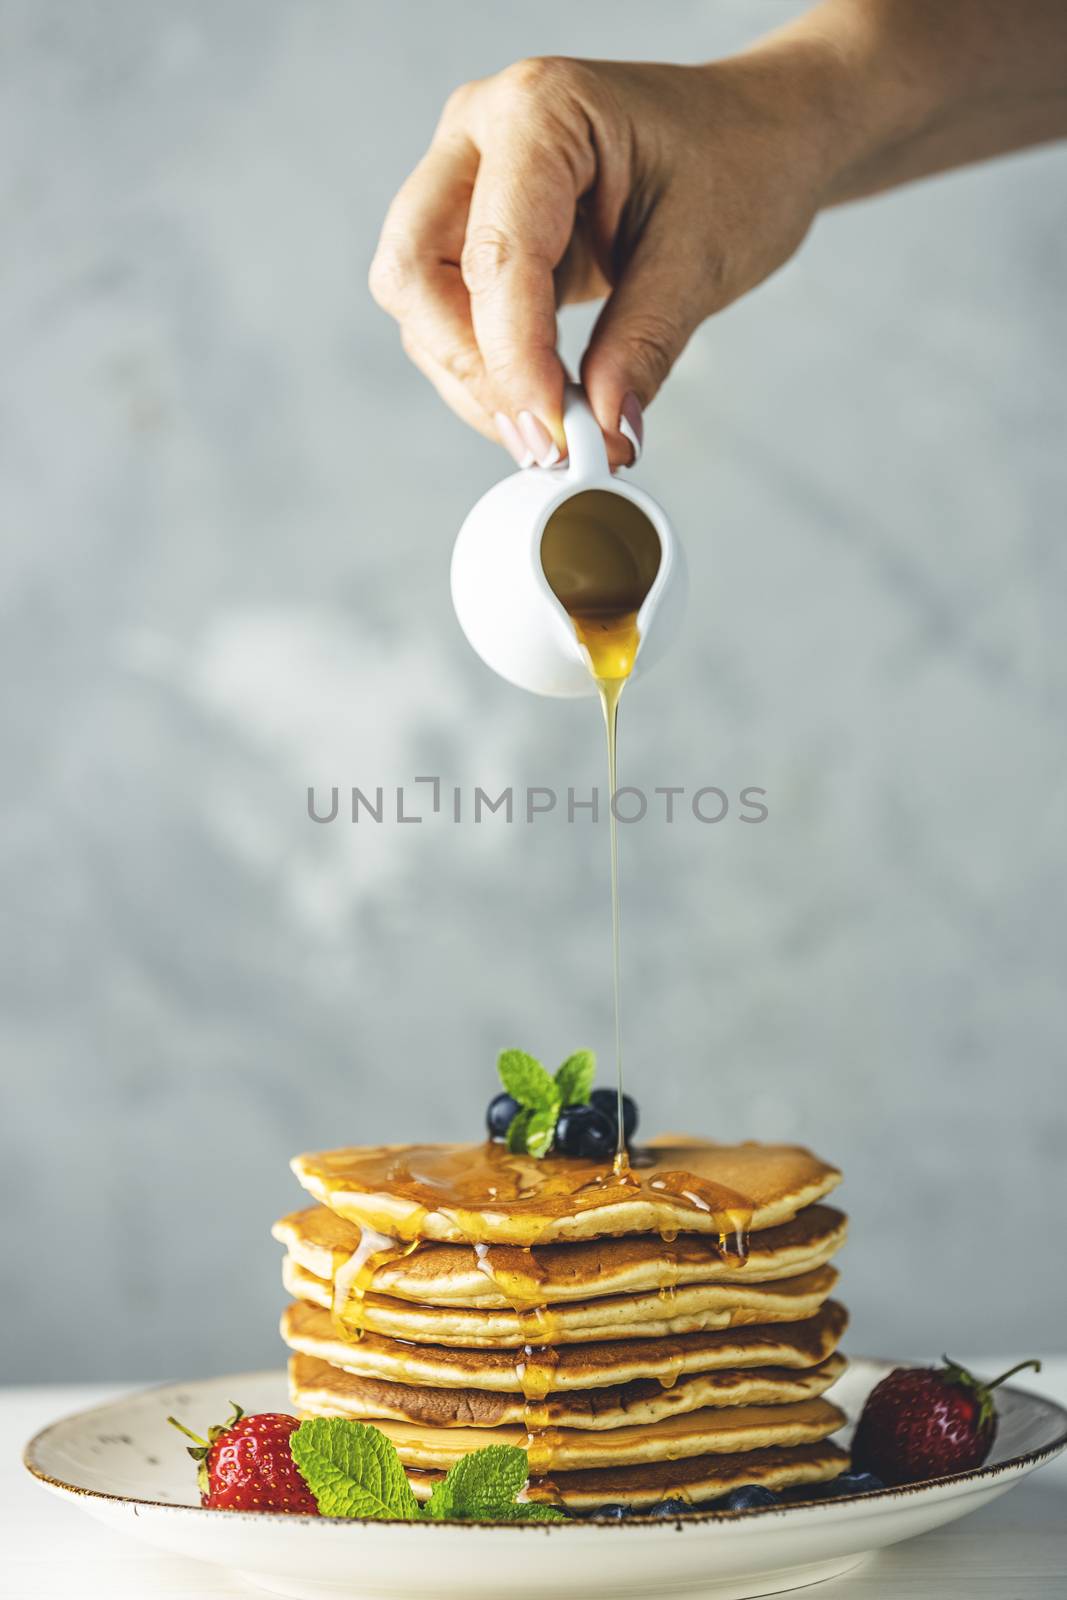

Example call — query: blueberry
[648,1497,691,1518]
[829,1472,885,1496]
[724,1485,779,1511]
[593,1502,630,1520]
[555,1104,615,1160]
[486,1091,520,1141]
[590,1088,639,1142]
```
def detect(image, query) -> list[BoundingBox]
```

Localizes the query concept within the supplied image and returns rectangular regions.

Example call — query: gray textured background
[3,0,1066,1382]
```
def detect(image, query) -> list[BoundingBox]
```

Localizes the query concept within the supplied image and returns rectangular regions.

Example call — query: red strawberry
[851,1356,1040,1485]
[168,1403,319,1514]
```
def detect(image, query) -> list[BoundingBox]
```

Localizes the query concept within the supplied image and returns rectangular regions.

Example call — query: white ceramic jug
[450,385,685,698]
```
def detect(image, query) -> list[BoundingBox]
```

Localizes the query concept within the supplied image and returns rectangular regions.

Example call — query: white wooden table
[6,1366,1067,1597]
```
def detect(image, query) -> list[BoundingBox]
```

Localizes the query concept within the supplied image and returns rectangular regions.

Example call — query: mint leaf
[426,1444,528,1520]
[492,1502,569,1522]
[497,1049,557,1111]
[554,1050,595,1107]
[290,1418,420,1520]
[524,1102,559,1159]
[424,1445,564,1522]
[506,1107,533,1154]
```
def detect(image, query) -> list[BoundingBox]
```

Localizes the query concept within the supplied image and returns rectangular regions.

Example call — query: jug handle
[562,384,610,482]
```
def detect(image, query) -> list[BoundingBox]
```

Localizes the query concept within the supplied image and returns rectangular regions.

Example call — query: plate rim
[23,1359,1067,1531]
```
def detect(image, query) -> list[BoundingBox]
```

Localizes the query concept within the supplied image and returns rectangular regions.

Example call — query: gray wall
[3,0,1066,1382]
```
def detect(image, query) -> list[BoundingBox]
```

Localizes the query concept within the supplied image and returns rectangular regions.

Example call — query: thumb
[581,223,705,469]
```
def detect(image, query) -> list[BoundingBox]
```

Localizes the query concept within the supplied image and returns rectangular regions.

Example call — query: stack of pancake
[274,1139,849,1511]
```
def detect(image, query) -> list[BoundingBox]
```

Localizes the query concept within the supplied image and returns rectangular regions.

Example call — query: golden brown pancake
[291,1140,841,1245]
[280,1299,848,1392]
[278,1322,845,1428]
[408,1442,850,1511]
[290,1353,845,1470]
[282,1255,838,1345]
[272,1203,847,1306]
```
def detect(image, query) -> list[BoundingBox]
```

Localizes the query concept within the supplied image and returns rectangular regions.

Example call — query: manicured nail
[494,413,534,469]
[517,410,561,468]
[619,392,643,465]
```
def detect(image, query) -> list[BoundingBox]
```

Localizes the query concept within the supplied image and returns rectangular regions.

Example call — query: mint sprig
[495,1046,596,1158]
[290,1419,566,1523]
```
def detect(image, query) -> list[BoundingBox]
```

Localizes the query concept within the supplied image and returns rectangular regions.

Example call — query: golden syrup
[330,1228,418,1343]
[470,1240,564,1470]
[648,1171,753,1262]
[309,1140,759,1250]
[541,490,661,1162]
[524,1424,565,1478]
[516,1340,561,1465]
[657,1248,681,1307]
[472,1242,551,1306]
[515,1342,561,1401]
[657,1352,685,1391]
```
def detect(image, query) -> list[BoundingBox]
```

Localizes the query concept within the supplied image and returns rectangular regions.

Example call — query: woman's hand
[369,53,831,469]
[369,2,1067,470]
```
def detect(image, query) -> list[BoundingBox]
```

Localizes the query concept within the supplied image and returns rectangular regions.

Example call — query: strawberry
[851,1356,1040,1485]
[168,1403,319,1514]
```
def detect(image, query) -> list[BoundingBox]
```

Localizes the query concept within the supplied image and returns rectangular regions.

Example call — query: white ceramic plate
[24,1359,1067,1600]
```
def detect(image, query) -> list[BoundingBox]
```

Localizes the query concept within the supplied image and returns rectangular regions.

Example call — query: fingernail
[517,410,561,468]
[495,413,534,469]
[619,392,643,465]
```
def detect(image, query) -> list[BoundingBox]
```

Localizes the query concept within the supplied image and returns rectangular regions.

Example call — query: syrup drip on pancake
[472,1242,567,1456]
[331,1228,418,1343]
[656,1351,685,1391]
[649,1173,752,1262]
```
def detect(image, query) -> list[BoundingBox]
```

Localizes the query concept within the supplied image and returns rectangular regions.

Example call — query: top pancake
[291,1139,841,1245]
[273,1203,847,1307]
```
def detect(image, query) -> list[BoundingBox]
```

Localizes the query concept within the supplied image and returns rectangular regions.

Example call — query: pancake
[290,1354,845,1470]
[280,1299,849,1392]
[273,1203,848,1306]
[279,1321,846,1428]
[282,1256,839,1345]
[291,1140,842,1245]
[406,1441,850,1511]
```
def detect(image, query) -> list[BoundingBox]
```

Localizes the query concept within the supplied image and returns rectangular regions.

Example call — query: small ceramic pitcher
[450,385,685,698]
